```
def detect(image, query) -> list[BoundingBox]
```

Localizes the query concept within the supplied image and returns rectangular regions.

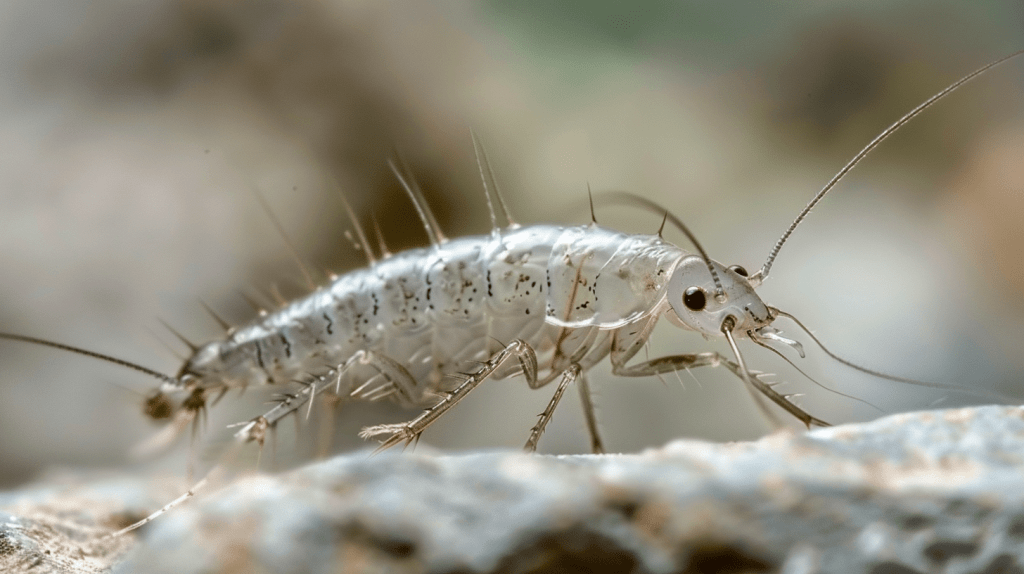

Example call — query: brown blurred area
[0,1,1022,487]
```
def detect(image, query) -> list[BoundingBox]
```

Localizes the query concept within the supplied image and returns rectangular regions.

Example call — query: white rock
[4,405,1024,573]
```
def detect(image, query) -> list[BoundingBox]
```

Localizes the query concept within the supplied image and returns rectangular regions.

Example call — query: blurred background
[0,1,1022,487]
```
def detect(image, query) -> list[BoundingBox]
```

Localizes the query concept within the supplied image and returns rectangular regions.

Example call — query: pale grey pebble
[5,405,1024,573]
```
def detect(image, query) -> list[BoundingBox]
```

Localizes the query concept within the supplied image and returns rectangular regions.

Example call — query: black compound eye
[683,286,707,311]
[729,265,748,277]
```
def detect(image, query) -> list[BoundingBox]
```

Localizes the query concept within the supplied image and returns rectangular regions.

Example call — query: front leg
[610,321,830,429]
[609,315,727,376]
[611,351,726,376]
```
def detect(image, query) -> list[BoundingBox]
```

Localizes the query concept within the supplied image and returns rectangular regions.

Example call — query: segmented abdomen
[183,224,684,404]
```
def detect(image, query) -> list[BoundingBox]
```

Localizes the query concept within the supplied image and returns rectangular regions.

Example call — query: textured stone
[0,475,160,573]
[5,405,1024,573]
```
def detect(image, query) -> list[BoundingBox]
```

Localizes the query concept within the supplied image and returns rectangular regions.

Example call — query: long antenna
[770,307,1023,404]
[757,49,1024,281]
[594,191,726,301]
[0,332,178,386]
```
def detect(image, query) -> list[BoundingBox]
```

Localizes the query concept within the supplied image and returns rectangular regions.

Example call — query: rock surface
[4,405,1024,573]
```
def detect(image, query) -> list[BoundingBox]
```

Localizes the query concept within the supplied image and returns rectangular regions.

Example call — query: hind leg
[234,349,426,446]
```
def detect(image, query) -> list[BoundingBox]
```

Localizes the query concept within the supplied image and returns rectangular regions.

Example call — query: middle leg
[523,365,581,453]
[359,339,538,452]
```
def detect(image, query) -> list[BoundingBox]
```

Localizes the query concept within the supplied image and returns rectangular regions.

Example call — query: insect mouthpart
[750,325,806,358]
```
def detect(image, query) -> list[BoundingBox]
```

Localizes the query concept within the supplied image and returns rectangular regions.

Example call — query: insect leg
[572,333,611,454]
[612,349,826,428]
[611,351,726,376]
[608,313,716,377]
[359,339,538,452]
[544,327,607,453]
[234,350,422,445]
[610,319,829,428]
[719,354,829,429]
[523,365,581,452]
[575,372,604,454]
[346,351,425,404]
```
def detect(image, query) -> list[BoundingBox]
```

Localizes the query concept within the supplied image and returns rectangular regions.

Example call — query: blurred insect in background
[1,51,1021,501]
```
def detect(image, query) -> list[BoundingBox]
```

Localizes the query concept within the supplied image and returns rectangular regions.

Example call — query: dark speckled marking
[254,340,266,370]
[280,334,292,358]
